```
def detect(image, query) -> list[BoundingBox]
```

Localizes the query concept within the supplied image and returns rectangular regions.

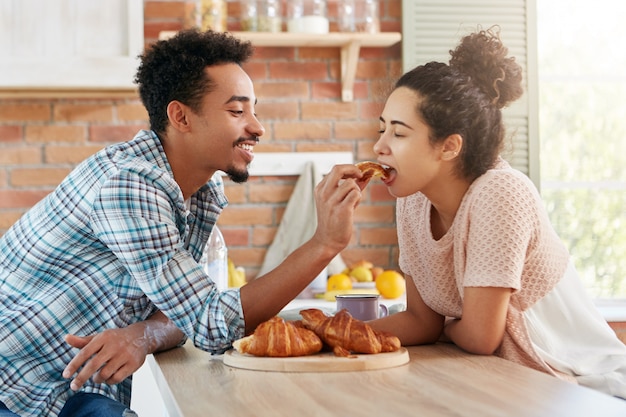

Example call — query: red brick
[249,184,294,204]
[0,210,23,232]
[295,142,353,153]
[0,126,23,142]
[0,103,50,122]
[218,206,274,226]
[274,122,331,140]
[254,82,309,100]
[243,62,267,81]
[268,62,328,80]
[0,148,42,165]
[11,168,71,187]
[252,226,277,246]
[89,125,146,143]
[53,104,113,123]
[301,102,358,120]
[255,102,299,121]
[360,227,398,246]
[311,82,341,100]
[0,190,49,209]
[144,1,186,19]
[221,227,250,246]
[116,103,148,122]
[299,47,339,60]
[251,47,295,61]
[228,247,266,268]
[335,121,379,140]
[224,183,246,204]
[354,204,395,223]
[370,183,396,202]
[25,125,86,144]
[144,22,183,41]
[45,145,103,164]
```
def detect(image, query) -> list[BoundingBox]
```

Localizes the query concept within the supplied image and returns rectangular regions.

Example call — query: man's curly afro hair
[135,29,254,134]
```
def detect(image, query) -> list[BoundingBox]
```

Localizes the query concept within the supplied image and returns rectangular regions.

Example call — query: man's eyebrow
[379,116,414,130]
[226,95,258,105]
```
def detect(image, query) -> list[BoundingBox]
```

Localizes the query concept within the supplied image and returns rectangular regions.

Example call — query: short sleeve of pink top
[397,159,626,398]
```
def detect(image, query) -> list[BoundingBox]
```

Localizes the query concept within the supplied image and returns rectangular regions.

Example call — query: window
[538,0,626,299]
[0,0,143,90]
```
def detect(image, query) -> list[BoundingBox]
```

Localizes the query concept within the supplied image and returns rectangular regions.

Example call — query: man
[0,29,365,416]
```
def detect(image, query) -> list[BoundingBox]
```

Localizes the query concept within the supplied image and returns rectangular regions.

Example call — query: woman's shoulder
[473,158,538,196]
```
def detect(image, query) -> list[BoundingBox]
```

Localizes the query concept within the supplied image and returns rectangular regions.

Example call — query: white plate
[352,282,376,289]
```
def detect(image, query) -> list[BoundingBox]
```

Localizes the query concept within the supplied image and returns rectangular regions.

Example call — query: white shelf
[159,31,402,102]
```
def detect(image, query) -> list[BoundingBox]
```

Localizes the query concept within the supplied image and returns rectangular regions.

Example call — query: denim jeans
[59,393,138,417]
[0,401,19,417]
[0,394,138,417]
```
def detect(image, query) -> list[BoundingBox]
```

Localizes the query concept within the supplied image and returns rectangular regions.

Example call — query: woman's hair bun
[449,26,524,109]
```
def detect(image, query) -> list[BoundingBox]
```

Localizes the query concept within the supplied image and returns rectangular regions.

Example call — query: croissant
[232,316,323,357]
[300,308,401,357]
[356,161,392,181]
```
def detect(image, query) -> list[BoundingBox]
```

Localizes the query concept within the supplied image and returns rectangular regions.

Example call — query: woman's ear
[441,134,463,161]
[166,101,192,133]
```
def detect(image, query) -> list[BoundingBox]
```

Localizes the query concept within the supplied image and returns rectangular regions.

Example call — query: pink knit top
[397,158,572,378]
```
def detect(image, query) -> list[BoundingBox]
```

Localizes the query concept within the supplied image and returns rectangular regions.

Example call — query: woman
[367,28,626,398]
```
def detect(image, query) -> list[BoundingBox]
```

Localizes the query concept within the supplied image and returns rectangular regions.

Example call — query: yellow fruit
[349,266,373,282]
[375,270,406,299]
[228,258,247,288]
[326,273,353,292]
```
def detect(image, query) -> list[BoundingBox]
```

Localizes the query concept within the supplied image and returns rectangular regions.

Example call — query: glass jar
[357,0,380,33]
[240,0,258,31]
[186,0,227,32]
[286,0,329,34]
[337,0,356,32]
[338,0,380,33]
[258,0,282,32]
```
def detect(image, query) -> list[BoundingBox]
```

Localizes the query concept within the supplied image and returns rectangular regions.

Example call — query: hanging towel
[258,161,346,278]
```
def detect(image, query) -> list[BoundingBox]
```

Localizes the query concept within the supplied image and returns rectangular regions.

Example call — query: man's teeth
[238,143,254,152]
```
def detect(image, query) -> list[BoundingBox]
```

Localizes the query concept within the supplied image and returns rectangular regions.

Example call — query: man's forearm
[143,310,186,353]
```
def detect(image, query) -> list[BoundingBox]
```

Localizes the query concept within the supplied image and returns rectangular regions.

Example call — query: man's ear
[441,133,463,161]
[166,101,192,133]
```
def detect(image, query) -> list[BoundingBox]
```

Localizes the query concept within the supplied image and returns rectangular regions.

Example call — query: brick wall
[0,0,403,280]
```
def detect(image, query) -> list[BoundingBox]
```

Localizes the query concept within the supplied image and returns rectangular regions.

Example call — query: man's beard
[225,165,249,183]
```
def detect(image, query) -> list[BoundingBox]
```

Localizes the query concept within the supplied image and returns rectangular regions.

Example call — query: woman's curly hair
[135,29,254,134]
[395,27,523,180]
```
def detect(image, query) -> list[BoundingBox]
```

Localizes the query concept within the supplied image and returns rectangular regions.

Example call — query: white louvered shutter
[401,0,539,186]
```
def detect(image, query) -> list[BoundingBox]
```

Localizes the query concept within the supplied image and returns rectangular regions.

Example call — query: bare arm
[368,274,445,345]
[239,164,365,334]
[443,286,512,355]
[63,310,184,390]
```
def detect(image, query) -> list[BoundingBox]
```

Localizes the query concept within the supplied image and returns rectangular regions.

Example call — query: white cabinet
[0,0,144,91]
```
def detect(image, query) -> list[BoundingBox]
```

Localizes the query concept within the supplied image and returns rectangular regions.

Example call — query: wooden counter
[148,342,626,417]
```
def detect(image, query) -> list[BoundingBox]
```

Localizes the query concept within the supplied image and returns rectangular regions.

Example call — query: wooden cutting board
[223,347,409,372]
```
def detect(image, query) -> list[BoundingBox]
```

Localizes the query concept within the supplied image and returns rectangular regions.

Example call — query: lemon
[326,273,353,292]
[375,270,406,299]
[349,266,373,282]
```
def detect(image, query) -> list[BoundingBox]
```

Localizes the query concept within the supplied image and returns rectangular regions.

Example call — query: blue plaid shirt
[0,130,245,416]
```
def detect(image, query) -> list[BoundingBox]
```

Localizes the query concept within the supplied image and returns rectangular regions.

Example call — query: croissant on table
[232,316,323,357]
[300,308,401,357]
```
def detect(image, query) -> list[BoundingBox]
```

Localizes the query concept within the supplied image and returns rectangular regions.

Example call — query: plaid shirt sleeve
[90,164,245,353]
